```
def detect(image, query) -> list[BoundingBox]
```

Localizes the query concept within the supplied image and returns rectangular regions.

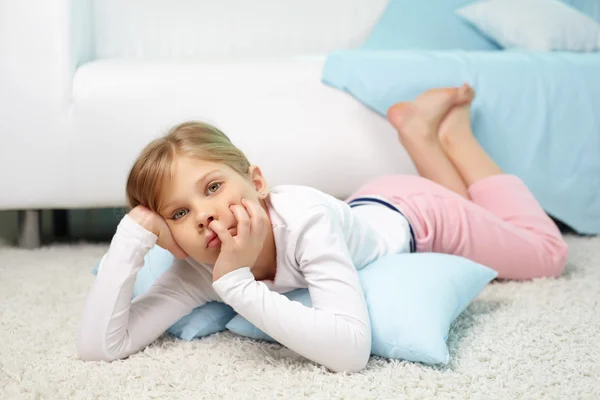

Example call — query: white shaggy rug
[1,234,599,399]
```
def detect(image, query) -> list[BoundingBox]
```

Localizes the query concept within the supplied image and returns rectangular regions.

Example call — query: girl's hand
[128,205,188,260]
[211,199,270,282]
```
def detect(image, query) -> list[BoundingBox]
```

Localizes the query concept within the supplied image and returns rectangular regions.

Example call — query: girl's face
[158,155,268,264]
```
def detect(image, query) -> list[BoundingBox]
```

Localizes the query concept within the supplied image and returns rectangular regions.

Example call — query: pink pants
[346,174,569,280]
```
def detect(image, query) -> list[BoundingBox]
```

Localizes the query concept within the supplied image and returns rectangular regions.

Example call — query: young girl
[77,84,568,372]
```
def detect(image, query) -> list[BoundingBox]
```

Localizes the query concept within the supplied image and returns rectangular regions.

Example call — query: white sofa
[0,0,422,247]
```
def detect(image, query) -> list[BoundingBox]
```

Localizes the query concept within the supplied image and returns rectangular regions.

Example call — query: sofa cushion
[70,57,417,208]
[91,0,388,60]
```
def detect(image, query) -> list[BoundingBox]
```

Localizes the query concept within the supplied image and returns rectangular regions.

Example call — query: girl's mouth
[207,235,221,248]
[206,227,237,248]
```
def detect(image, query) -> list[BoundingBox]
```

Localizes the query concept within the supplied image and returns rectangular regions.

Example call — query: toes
[456,83,475,105]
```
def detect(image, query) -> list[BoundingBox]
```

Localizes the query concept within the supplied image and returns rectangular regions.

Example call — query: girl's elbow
[335,348,370,373]
[328,331,371,373]
[77,345,123,362]
[76,342,105,362]
[76,335,122,362]
[328,348,370,373]
[76,341,108,362]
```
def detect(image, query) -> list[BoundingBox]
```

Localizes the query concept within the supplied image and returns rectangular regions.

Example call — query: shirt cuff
[212,267,255,302]
[117,214,159,249]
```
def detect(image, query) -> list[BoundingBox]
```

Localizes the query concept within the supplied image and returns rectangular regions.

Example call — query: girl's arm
[76,214,213,362]
[213,206,371,373]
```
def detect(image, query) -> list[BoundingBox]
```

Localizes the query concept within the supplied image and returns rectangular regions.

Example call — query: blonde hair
[126,121,251,212]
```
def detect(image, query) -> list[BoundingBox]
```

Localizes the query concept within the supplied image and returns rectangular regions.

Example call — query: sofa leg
[17,210,41,249]
[52,209,69,240]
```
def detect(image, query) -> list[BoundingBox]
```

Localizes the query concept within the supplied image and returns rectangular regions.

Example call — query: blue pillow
[226,253,497,365]
[92,246,236,341]
[361,0,500,51]
[321,49,600,235]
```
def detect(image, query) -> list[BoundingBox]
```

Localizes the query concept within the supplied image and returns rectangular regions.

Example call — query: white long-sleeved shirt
[77,185,412,372]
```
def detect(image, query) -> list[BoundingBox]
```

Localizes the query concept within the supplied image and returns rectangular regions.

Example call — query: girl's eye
[172,209,188,220]
[207,182,221,194]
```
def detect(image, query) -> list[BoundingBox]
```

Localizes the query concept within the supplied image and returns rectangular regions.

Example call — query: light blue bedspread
[322,50,600,234]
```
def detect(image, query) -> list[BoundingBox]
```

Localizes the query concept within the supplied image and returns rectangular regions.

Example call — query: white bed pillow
[456,0,600,51]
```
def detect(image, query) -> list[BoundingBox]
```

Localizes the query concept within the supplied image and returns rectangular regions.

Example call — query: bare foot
[387,83,475,144]
[438,94,475,150]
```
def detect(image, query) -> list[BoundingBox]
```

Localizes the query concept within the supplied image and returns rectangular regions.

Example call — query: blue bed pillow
[226,253,497,365]
[92,246,236,341]
[361,0,500,51]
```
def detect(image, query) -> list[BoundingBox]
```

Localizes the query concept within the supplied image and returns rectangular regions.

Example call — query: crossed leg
[383,84,568,279]
[386,83,502,199]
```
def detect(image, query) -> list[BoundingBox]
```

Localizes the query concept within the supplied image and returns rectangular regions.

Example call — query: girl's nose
[197,214,214,229]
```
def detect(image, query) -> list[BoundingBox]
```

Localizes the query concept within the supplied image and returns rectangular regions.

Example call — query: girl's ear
[248,165,268,199]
